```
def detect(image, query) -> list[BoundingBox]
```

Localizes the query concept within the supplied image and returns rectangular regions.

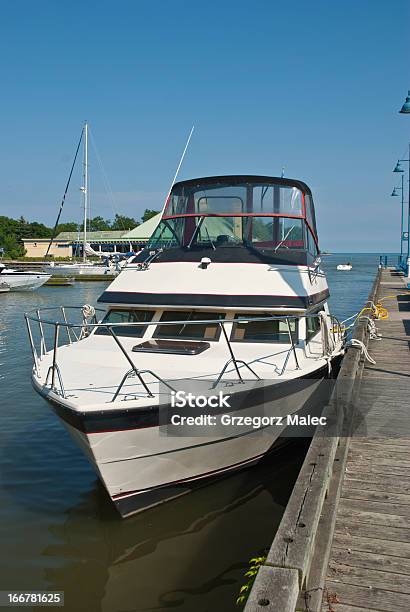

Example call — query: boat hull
[43,264,116,276]
[36,358,341,518]
[0,272,50,290]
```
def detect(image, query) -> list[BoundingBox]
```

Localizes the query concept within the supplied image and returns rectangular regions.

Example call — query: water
[0,255,380,612]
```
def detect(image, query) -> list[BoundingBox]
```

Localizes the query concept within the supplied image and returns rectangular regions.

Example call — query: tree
[89,216,111,231]
[111,213,138,231]
[56,222,79,234]
[141,209,159,223]
[0,233,26,258]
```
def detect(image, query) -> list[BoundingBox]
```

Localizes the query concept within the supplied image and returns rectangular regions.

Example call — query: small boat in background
[0,263,50,290]
[337,263,352,271]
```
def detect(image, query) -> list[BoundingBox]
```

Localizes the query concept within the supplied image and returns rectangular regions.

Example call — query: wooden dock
[45,275,115,283]
[245,268,410,612]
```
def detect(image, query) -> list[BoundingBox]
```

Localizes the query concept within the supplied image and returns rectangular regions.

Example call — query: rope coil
[345,338,376,364]
[82,304,96,319]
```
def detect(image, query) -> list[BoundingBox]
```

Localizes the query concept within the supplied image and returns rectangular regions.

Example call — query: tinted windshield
[164,182,303,217]
[148,216,306,250]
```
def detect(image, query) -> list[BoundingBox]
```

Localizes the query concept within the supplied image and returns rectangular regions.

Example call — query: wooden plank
[349,440,410,451]
[320,604,382,612]
[337,506,410,529]
[347,456,410,469]
[244,566,299,612]
[330,547,410,577]
[344,462,410,478]
[343,473,410,493]
[324,579,410,611]
[327,561,410,594]
[339,497,410,518]
[333,526,410,559]
[348,448,410,462]
[266,434,338,585]
[341,486,410,506]
[298,437,352,612]
[334,520,410,544]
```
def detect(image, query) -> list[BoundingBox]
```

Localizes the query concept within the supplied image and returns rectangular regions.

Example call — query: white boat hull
[43,264,117,276]
[336,264,352,271]
[0,272,50,290]
[36,362,338,517]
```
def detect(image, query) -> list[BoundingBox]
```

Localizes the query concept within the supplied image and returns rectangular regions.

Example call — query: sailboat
[43,122,120,277]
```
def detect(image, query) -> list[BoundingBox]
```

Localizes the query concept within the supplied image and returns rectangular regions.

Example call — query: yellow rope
[337,291,410,333]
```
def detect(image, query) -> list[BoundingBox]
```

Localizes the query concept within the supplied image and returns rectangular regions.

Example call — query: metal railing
[379,254,407,272]
[24,306,344,402]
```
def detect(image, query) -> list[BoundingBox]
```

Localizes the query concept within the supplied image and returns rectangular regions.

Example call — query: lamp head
[393,161,404,173]
[399,90,410,114]
[391,187,399,196]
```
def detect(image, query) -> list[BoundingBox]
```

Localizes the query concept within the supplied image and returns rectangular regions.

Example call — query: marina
[0,4,409,611]
[0,255,380,611]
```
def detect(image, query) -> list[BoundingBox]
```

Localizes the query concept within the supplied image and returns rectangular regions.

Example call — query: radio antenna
[162,125,194,212]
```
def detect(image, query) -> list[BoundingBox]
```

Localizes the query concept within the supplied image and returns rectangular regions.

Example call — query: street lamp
[398,91,410,278]
[399,91,410,114]
[390,176,405,258]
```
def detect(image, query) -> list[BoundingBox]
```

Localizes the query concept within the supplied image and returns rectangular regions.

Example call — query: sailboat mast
[82,121,88,262]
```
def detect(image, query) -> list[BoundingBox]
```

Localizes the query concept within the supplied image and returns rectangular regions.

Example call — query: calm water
[0,254,381,612]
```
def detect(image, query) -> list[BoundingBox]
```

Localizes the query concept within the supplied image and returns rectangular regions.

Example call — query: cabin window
[94,309,154,337]
[306,311,323,342]
[164,183,303,217]
[230,314,298,343]
[245,217,305,250]
[306,227,318,257]
[154,311,224,340]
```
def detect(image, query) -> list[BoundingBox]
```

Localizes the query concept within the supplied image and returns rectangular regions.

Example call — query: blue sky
[0,0,409,251]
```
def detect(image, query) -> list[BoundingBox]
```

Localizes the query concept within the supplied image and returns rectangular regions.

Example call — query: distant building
[121,213,161,243]
[22,214,161,258]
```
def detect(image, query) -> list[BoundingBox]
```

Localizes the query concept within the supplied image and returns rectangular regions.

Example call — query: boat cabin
[138,175,319,266]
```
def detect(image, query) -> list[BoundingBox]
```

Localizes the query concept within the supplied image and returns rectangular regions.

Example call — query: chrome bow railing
[24,306,344,402]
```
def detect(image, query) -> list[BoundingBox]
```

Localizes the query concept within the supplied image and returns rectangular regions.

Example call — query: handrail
[25,306,342,330]
[24,307,343,404]
[45,363,66,398]
[111,367,177,402]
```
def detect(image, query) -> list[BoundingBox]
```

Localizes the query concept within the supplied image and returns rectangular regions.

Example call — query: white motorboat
[26,175,344,517]
[0,263,50,291]
[336,263,352,271]
[43,260,119,277]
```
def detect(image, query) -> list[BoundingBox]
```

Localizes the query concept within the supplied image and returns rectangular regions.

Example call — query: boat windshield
[164,183,304,217]
[148,178,318,255]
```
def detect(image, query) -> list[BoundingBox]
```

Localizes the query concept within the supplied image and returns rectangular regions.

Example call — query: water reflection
[40,443,308,612]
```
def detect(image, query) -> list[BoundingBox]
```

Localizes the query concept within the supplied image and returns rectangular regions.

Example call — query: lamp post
[391,174,405,260]
[398,91,410,277]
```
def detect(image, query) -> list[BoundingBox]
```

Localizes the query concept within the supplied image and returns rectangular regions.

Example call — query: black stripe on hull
[39,356,342,435]
[97,289,330,309]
